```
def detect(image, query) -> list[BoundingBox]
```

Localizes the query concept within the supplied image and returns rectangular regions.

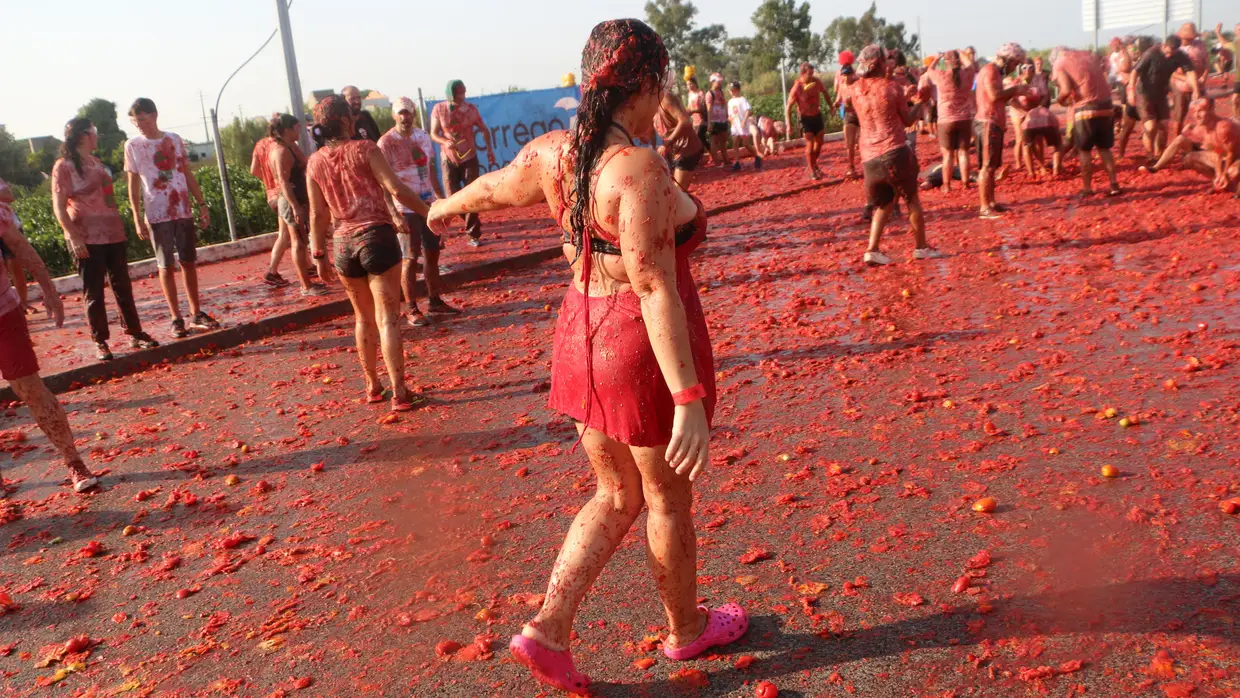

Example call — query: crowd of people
[1,14,1239,695]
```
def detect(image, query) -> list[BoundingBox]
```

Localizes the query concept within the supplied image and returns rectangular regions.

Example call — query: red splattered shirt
[378,127,437,211]
[431,101,484,165]
[252,138,278,196]
[306,140,391,238]
[924,65,977,124]
[123,132,192,225]
[848,77,909,162]
[52,156,126,245]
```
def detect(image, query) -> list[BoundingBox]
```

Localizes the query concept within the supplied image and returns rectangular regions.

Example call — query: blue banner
[426,86,581,174]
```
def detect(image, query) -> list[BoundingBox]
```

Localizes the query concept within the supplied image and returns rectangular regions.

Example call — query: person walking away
[1053,47,1122,197]
[727,81,762,170]
[1132,35,1199,166]
[786,63,828,179]
[0,203,99,493]
[921,50,976,194]
[974,44,1033,219]
[123,98,220,339]
[834,52,861,179]
[342,86,382,142]
[251,127,296,288]
[654,90,704,191]
[379,97,458,326]
[847,45,942,267]
[427,19,747,694]
[306,95,432,411]
[52,118,159,361]
[267,114,322,296]
[684,77,711,165]
[705,73,731,169]
[430,80,496,247]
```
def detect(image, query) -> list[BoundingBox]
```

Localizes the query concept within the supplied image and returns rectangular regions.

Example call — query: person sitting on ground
[654,88,705,190]
[1143,98,1240,197]
[787,62,829,179]
[378,97,458,326]
[756,115,783,157]
[726,81,762,171]
[52,118,159,361]
[1053,46,1122,196]
[0,203,99,493]
[846,45,942,266]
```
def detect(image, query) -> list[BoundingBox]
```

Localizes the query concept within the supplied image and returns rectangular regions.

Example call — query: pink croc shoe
[509,634,590,694]
[663,603,749,661]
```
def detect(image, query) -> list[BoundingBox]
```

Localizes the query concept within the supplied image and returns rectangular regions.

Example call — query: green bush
[11,164,275,278]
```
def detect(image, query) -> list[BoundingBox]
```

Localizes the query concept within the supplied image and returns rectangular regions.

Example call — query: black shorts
[0,240,12,262]
[844,110,860,127]
[671,150,702,172]
[334,224,402,279]
[929,104,938,124]
[938,120,971,150]
[863,145,919,208]
[399,212,441,260]
[695,122,708,146]
[1023,126,1063,149]
[710,122,728,136]
[974,121,1004,170]
[1073,116,1115,151]
[1136,91,1170,122]
[800,114,825,135]
[1124,105,1138,120]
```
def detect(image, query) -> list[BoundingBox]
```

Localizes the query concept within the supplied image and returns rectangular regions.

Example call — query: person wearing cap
[379,97,458,326]
[1170,23,1209,139]
[1131,34,1199,165]
[975,42,1033,219]
[704,73,731,169]
[431,80,495,246]
[343,85,382,142]
[845,45,942,267]
[786,62,829,180]
[726,81,762,171]
[833,51,861,179]
[920,50,977,194]
[1053,47,1122,197]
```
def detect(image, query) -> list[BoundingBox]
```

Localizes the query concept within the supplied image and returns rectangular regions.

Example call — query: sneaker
[408,311,431,327]
[68,462,99,493]
[991,203,1009,213]
[95,341,113,361]
[913,247,946,260]
[467,238,482,248]
[438,264,453,274]
[864,251,892,266]
[263,272,290,288]
[754,157,763,169]
[171,318,188,339]
[300,283,329,297]
[130,332,160,350]
[428,298,461,315]
[189,311,221,331]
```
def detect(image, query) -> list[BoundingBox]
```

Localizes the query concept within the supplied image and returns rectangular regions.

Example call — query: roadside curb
[6,178,837,399]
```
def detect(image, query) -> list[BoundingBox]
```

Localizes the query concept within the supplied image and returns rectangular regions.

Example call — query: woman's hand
[666,400,709,481]
[427,199,454,236]
[313,255,336,285]
[68,237,89,260]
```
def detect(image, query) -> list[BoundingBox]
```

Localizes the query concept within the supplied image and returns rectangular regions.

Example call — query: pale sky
[2,0,1236,141]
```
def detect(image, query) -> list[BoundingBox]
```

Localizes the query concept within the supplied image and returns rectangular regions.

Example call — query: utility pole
[198,91,210,145]
[209,109,240,242]
[779,40,789,135]
[275,0,312,155]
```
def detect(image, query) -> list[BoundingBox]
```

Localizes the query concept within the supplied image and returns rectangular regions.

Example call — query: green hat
[446,80,464,99]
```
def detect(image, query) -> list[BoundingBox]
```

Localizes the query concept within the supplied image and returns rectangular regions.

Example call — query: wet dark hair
[569,19,668,254]
[268,113,299,139]
[889,49,907,67]
[686,76,699,89]
[60,118,94,175]
[729,80,741,90]
[311,95,351,148]
[128,97,157,116]
[1165,35,1182,49]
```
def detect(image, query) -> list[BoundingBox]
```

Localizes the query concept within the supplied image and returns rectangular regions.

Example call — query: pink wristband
[672,384,707,406]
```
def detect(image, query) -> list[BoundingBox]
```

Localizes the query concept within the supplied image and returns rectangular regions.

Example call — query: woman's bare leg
[341,275,381,396]
[524,426,645,650]
[368,265,411,401]
[267,218,291,277]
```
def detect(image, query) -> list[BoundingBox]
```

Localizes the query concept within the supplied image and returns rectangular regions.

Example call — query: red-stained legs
[157,266,180,319]
[845,123,860,177]
[341,266,411,403]
[524,425,645,650]
[8,374,89,479]
[268,217,291,277]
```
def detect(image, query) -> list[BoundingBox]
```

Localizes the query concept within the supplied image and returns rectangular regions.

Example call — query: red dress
[548,146,716,447]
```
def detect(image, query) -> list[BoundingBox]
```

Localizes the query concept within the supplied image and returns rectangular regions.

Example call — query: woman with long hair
[267,113,322,296]
[428,18,746,693]
[305,95,429,411]
[51,117,158,360]
[921,50,977,194]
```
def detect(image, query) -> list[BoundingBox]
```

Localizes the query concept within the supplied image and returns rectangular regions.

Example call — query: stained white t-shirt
[123,132,192,225]
[728,96,752,136]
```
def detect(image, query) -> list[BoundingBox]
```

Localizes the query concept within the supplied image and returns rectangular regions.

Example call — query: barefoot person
[846,45,941,266]
[921,50,976,193]
[430,81,496,247]
[378,97,457,326]
[250,129,292,288]
[834,51,860,179]
[1053,47,1122,197]
[654,89,704,190]
[267,114,322,296]
[306,95,431,411]
[705,73,731,169]
[52,118,159,361]
[1144,98,1240,196]
[1132,35,1199,164]
[0,202,99,492]
[787,62,829,179]
[427,19,745,693]
[975,43,1032,219]
[124,98,221,338]
[1170,24,1209,139]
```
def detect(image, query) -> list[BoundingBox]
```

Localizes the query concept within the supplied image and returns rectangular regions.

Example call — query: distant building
[308,89,335,109]
[186,142,215,162]
[26,136,62,154]
[362,91,391,110]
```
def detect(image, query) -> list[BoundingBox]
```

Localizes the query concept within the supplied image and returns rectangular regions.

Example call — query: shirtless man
[1131,35,1199,164]
[833,51,860,179]
[1113,38,1141,158]
[1053,47,1121,197]
[786,62,829,179]
[1144,99,1240,196]
[975,43,1032,219]
[1214,23,1240,117]
[1170,24,1209,139]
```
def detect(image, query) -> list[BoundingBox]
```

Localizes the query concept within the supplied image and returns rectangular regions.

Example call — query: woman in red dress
[428,18,746,694]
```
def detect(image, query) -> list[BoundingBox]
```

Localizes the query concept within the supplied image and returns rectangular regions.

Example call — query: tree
[77,98,127,173]
[219,116,268,169]
[371,107,396,134]
[822,2,920,64]
[0,127,40,188]
[26,142,57,176]
[750,0,824,77]
[645,0,729,77]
